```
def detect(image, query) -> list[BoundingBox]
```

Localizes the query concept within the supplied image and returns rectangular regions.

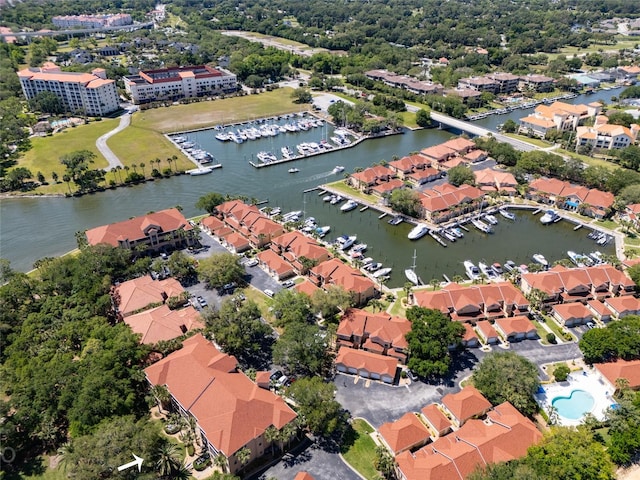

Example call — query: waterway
[0,87,622,277]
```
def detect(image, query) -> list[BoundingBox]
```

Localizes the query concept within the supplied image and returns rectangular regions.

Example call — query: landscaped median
[340,418,380,480]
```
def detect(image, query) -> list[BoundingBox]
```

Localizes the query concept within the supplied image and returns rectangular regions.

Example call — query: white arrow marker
[117,454,144,473]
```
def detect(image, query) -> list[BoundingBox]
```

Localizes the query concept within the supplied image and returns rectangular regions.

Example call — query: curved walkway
[96,112,130,170]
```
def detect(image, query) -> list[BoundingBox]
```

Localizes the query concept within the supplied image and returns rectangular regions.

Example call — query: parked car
[222,282,237,293]
[586,321,595,329]
[281,280,295,288]
[270,370,283,382]
[276,375,289,387]
[264,288,275,297]
[197,296,208,307]
[245,258,259,267]
[407,370,419,382]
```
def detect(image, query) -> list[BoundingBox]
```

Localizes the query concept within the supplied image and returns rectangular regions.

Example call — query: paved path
[96,112,130,170]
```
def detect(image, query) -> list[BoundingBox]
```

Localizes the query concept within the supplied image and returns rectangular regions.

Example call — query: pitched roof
[379,412,431,454]
[604,295,640,314]
[294,473,315,480]
[294,278,321,297]
[335,347,398,378]
[552,302,593,321]
[493,315,536,336]
[420,404,453,434]
[595,359,640,389]
[124,304,203,344]
[145,334,297,456]
[338,308,411,349]
[311,258,376,294]
[257,249,295,276]
[114,275,185,317]
[86,208,191,247]
[522,265,634,297]
[350,165,394,184]
[441,137,476,153]
[441,386,492,424]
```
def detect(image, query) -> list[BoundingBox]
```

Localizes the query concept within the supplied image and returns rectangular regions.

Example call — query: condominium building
[52,13,132,29]
[17,63,119,116]
[124,65,237,104]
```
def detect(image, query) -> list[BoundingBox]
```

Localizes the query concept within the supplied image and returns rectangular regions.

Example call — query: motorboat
[532,254,549,267]
[492,263,504,275]
[373,267,392,278]
[337,235,357,250]
[589,251,604,264]
[441,230,457,242]
[332,166,345,174]
[288,168,300,173]
[361,257,373,266]
[450,227,464,238]
[540,209,560,225]
[464,260,480,280]
[471,218,493,234]
[504,260,517,272]
[352,243,368,253]
[187,166,214,176]
[323,194,333,202]
[478,261,495,278]
[270,207,282,216]
[340,200,358,212]
[567,250,584,267]
[388,215,404,225]
[484,214,498,225]
[408,224,429,240]
[330,195,343,205]
[498,209,516,220]
[518,264,529,274]
[366,262,382,272]
[281,146,294,159]
[315,226,331,237]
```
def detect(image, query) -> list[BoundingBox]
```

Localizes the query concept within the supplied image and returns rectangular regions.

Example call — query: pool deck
[535,369,616,426]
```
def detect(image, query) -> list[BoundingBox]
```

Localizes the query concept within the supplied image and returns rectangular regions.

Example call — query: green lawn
[503,133,551,148]
[398,110,419,129]
[556,149,618,171]
[531,320,550,345]
[542,314,576,342]
[134,88,304,133]
[324,180,378,203]
[341,419,379,480]
[595,219,618,231]
[16,119,118,195]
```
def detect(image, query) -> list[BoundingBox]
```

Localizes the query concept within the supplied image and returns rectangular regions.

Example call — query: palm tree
[166,157,173,172]
[151,384,171,413]
[369,298,384,312]
[236,447,251,472]
[156,442,181,477]
[140,162,146,177]
[452,275,465,284]
[429,278,440,291]
[52,171,59,183]
[264,425,280,454]
[214,453,228,473]
[63,174,72,194]
[57,441,74,472]
[281,422,297,450]
[132,163,138,174]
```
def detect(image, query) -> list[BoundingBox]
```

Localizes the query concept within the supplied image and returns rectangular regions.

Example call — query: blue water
[552,389,595,420]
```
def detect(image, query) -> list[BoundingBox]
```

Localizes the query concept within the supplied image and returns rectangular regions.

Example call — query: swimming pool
[552,389,595,420]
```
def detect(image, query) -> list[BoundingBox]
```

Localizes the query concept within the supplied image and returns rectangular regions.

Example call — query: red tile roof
[86,208,191,247]
[294,473,315,480]
[476,321,499,342]
[552,302,593,322]
[145,334,297,456]
[294,278,321,297]
[379,412,431,454]
[595,359,640,390]
[441,137,476,153]
[257,249,295,277]
[493,315,536,337]
[335,347,398,379]
[420,404,452,435]
[350,165,394,184]
[420,144,457,161]
[441,386,492,425]
[124,305,203,344]
[604,295,640,315]
[310,258,376,295]
[113,275,185,317]
[522,265,634,298]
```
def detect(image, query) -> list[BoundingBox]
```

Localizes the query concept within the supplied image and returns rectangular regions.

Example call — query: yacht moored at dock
[540,209,560,225]
[373,267,392,278]
[498,209,516,220]
[532,253,549,267]
[408,224,429,240]
[340,200,358,212]
[471,218,493,234]
[484,214,498,225]
[464,260,480,280]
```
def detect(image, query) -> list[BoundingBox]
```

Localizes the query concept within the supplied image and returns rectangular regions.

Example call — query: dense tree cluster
[0,247,154,472]
[578,315,640,364]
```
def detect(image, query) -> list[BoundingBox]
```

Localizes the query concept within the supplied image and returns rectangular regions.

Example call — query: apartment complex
[52,13,132,29]
[17,63,119,116]
[124,65,237,104]
[576,115,639,150]
[519,101,602,138]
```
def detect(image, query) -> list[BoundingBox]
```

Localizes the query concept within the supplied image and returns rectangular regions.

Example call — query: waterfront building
[124,65,237,104]
[518,74,555,93]
[519,101,601,138]
[309,258,378,306]
[85,207,195,253]
[520,265,636,306]
[418,183,485,223]
[364,69,443,95]
[348,165,396,192]
[213,200,285,248]
[414,282,529,322]
[269,230,332,274]
[444,88,483,106]
[145,334,297,474]
[17,63,119,116]
[52,13,132,29]
[473,168,517,194]
[485,72,520,94]
[336,308,410,364]
[576,115,639,150]
[527,177,614,219]
[457,76,500,94]
[112,275,185,318]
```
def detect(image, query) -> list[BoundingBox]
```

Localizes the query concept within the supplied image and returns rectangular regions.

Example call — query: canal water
[0,88,621,277]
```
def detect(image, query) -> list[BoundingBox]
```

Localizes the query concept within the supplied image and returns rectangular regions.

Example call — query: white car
[264,289,275,297]
[245,258,259,267]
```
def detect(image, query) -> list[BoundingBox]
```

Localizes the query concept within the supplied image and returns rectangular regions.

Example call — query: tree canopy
[273,322,330,377]
[405,307,465,378]
[197,252,245,289]
[388,189,422,218]
[195,192,227,214]
[447,165,476,187]
[286,377,346,437]
[472,351,540,416]
[578,315,640,364]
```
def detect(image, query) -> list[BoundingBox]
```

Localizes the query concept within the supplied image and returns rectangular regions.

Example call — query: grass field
[341,419,379,480]
[543,37,640,61]
[17,119,118,195]
[503,133,551,148]
[556,149,618,171]
[134,89,303,133]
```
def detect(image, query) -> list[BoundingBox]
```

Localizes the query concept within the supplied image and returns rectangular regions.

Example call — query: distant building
[124,65,237,104]
[519,101,601,138]
[17,63,118,116]
[52,13,132,29]
[576,115,639,150]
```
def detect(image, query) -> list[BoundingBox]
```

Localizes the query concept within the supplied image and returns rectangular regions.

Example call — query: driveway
[96,111,130,169]
[250,438,359,480]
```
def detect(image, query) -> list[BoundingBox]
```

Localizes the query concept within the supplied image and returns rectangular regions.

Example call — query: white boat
[340,200,358,212]
[367,262,382,272]
[504,260,517,272]
[330,195,343,205]
[498,209,516,220]
[352,243,368,253]
[337,235,357,250]
[540,209,560,225]
[332,165,345,174]
[532,254,548,267]
[316,226,331,237]
[187,166,214,176]
[388,215,404,226]
[451,227,464,238]
[484,214,498,225]
[471,218,493,234]
[323,195,333,202]
[441,230,457,242]
[518,264,529,274]
[478,261,495,278]
[405,250,420,285]
[492,263,503,275]
[361,257,373,266]
[408,224,429,240]
[589,251,604,264]
[373,267,392,278]
[567,250,582,266]
[281,146,294,159]
[270,207,281,216]
[215,132,230,141]
[464,260,480,280]
[288,168,300,173]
